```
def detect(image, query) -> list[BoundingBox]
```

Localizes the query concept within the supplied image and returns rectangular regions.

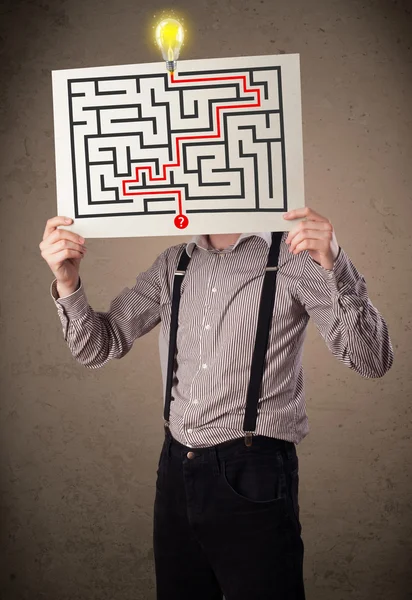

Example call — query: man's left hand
[283,206,340,271]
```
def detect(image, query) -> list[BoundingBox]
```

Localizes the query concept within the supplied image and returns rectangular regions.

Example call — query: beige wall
[1,0,411,598]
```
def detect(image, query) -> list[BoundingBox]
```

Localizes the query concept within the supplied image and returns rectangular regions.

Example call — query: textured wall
[0,0,411,598]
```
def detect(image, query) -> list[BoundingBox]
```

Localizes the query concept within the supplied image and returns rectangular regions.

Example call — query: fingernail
[65,218,72,223]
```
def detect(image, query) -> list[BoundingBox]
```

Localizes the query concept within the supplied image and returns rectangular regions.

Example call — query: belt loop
[244,432,253,447]
[164,422,172,456]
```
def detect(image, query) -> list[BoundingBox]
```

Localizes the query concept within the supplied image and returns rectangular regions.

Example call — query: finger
[42,239,86,258]
[289,229,332,253]
[283,206,328,222]
[42,216,73,241]
[49,239,86,255]
[290,235,332,255]
[42,228,85,249]
[286,220,332,246]
[44,247,85,266]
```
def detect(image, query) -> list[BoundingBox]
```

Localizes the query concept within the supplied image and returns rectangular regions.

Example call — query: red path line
[121,72,262,219]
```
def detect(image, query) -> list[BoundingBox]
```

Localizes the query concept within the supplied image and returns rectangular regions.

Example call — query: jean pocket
[222,451,287,505]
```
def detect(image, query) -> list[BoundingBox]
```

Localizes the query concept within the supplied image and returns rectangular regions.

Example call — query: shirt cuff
[50,277,89,320]
[308,247,359,296]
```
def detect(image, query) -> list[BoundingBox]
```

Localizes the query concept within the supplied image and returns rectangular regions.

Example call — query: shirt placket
[182,251,224,445]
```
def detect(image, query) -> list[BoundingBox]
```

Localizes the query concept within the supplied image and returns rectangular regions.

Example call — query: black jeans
[153,429,305,600]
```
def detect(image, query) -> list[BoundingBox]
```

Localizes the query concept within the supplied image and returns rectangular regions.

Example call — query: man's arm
[296,249,394,378]
[50,251,165,369]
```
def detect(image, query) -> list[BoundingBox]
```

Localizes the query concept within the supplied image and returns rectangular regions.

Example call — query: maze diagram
[53,56,304,237]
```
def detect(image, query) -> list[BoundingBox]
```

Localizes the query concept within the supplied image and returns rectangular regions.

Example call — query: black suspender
[242,231,283,441]
[163,247,191,423]
[164,232,284,441]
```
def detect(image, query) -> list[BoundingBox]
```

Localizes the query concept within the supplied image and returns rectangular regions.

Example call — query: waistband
[164,426,294,458]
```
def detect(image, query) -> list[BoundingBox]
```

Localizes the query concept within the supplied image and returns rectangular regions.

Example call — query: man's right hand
[40,216,87,296]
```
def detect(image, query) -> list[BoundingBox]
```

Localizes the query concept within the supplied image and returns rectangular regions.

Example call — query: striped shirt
[50,231,394,448]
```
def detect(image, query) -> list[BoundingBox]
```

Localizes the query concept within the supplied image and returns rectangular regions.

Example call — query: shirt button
[338,281,344,289]
[193,399,199,405]
[212,288,217,293]
[187,428,193,434]
[205,324,211,330]
[202,364,207,369]
[359,306,364,312]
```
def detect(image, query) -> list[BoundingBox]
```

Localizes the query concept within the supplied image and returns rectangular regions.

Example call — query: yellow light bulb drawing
[155,17,184,73]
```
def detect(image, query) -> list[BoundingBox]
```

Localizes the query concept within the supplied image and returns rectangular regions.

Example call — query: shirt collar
[186,232,272,257]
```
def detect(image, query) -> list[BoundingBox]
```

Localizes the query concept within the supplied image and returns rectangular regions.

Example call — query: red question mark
[174,215,189,229]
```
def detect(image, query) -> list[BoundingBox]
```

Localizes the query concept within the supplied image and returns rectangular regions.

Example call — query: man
[40,206,394,600]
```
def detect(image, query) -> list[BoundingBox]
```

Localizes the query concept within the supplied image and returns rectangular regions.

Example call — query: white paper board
[52,53,305,238]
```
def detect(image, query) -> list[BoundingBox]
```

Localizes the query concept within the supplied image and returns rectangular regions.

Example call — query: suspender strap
[242,231,283,433]
[163,247,191,423]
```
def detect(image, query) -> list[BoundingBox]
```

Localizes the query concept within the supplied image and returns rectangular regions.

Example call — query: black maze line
[238,139,259,208]
[81,104,158,134]
[95,80,127,95]
[181,142,244,194]
[68,78,80,219]
[238,124,282,200]
[150,87,172,160]
[99,174,122,202]
[74,209,175,217]
[276,67,287,210]
[200,156,231,186]
[90,148,161,178]
[143,197,175,213]
[72,205,283,218]
[83,131,169,147]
